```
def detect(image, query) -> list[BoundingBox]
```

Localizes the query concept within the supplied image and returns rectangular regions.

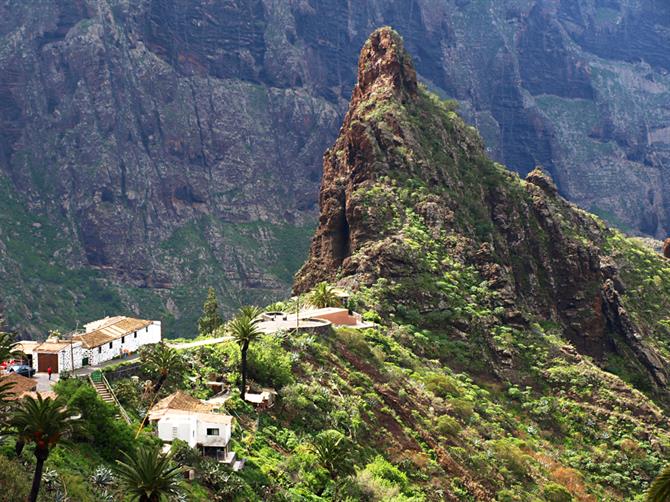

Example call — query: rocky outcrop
[296,27,669,393]
[2,1,670,335]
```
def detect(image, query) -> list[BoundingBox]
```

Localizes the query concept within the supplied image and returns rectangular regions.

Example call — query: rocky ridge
[295,26,670,399]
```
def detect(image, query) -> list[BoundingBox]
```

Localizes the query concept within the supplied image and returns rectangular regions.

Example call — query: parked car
[7,364,36,378]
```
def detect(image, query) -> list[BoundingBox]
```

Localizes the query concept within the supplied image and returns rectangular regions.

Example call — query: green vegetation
[113,447,183,502]
[198,287,224,336]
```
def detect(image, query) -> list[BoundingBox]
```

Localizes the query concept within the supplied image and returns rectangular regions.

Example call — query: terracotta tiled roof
[1,373,37,399]
[148,391,214,420]
[73,316,152,349]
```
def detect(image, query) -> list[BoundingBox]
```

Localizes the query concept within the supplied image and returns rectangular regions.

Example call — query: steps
[88,371,131,423]
[92,381,115,404]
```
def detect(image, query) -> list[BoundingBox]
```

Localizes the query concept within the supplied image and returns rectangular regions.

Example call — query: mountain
[292,26,670,499]
[1,0,670,336]
[3,25,670,502]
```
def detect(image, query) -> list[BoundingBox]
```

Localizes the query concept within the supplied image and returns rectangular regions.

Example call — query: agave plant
[91,465,115,490]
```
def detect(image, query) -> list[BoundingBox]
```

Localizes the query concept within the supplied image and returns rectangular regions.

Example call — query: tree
[198,287,224,336]
[114,446,182,502]
[0,331,20,363]
[228,306,263,395]
[140,342,184,394]
[311,429,352,478]
[10,395,76,502]
[648,463,670,502]
[309,282,340,309]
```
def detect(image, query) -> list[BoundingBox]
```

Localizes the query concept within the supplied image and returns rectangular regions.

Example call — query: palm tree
[114,446,182,502]
[10,395,76,502]
[648,463,670,501]
[228,306,263,395]
[0,331,20,363]
[311,429,351,478]
[141,342,184,394]
[308,282,340,308]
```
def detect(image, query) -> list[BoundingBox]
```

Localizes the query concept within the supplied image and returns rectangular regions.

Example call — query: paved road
[72,354,140,377]
[168,336,234,350]
[35,372,58,392]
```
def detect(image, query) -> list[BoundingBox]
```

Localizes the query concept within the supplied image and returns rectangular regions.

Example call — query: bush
[0,455,30,500]
[423,373,460,398]
[542,482,573,502]
[247,336,294,389]
[435,415,461,437]
[55,378,137,461]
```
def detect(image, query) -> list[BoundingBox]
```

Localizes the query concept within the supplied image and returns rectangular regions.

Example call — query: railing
[89,372,131,424]
[102,373,132,424]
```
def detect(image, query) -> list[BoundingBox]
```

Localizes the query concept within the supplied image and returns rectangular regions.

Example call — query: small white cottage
[148,391,234,462]
[73,316,161,367]
[32,340,83,374]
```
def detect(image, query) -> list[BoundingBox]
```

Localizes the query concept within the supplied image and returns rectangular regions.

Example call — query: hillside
[289,27,670,499]
[2,0,670,337]
[3,27,670,501]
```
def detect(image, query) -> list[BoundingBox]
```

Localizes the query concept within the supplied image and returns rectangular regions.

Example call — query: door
[37,353,58,373]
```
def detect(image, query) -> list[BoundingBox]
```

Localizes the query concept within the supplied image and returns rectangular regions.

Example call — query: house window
[134,332,137,339]
[206,428,220,436]
[121,336,125,344]
[146,327,149,332]
[109,342,112,349]
[172,427,178,439]
[98,347,101,354]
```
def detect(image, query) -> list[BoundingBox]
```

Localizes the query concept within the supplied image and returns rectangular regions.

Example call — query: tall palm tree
[10,395,76,502]
[114,446,182,502]
[141,342,184,394]
[648,463,670,501]
[228,306,263,395]
[309,282,340,309]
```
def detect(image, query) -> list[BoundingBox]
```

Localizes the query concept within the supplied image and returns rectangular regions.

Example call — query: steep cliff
[293,27,670,500]
[2,0,670,336]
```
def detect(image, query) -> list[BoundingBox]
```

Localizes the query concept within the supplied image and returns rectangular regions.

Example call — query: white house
[73,316,161,367]
[32,340,83,374]
[149,391,234,462]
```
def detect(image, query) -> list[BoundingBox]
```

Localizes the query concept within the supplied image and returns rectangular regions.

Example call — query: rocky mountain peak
[354,27,418,104]
[296,29,670,395]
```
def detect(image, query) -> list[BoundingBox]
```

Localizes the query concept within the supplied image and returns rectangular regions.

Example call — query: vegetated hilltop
[290,27,670,500]
[2,0,670,337]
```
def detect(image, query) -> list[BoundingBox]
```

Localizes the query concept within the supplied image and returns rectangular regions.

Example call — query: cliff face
[1,0,670,335]
[295,27,670,397]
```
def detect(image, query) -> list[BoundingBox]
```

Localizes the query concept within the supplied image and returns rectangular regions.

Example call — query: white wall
[157,415,198,448]
[156,413,231,449]
[197,419,232,448]
[58,344,83,372]
[32,344,83,373]
[81,321,162,367]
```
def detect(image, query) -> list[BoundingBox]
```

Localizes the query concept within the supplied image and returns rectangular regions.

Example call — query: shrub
[447,398,474,421]
[55,378,137,460]
[423,373,460,398]
[0,455,30,500]
[436,415,461,437]
[247,336,294,389]
[542,482,573,502]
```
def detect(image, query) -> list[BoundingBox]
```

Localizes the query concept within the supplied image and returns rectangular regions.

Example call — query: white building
[149,391,234,462]
[73,316,161,367]
[32,340,83,374]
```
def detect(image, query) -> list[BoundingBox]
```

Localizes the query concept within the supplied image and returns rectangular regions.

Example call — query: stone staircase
[92,379,115,405]
[89,370,131,423]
